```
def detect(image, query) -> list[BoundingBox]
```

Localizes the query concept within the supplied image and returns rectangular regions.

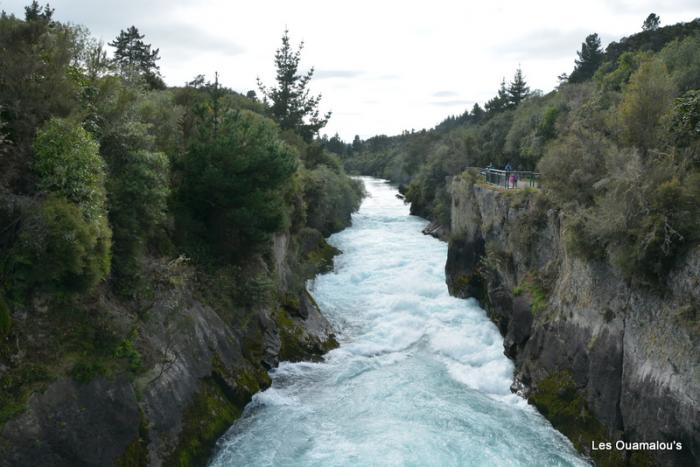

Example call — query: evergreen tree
[642,13,661,31]
[485,79,511,113]
[326,133,346,155]
[257,29,330,141]
[351,135,362,152]
[24,1,53,22]
[470,103,485,122]
[569,33,604,83]
[507,67,530,106]
[109,26,164,89]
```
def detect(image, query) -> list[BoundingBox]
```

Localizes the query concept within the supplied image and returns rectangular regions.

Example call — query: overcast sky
[2,0,699,140]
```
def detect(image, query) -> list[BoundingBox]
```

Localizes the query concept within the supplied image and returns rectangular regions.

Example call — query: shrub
[617,58,676,151]
[11,197,111,293]
[537,126,610,207]
[33,118,107,220]
[301,165,363,236]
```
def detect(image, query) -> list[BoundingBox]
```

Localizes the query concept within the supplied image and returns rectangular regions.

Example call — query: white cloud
[1,0,698,139]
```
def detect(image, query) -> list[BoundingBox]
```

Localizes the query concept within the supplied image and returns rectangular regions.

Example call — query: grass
[514,273,549,315]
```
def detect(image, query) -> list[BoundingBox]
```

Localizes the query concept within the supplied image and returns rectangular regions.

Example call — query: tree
[24,1,53,22]
[11,118,112,293]
[618,59,675,151]
[180,110,297,260]
[11,196,111,293]
[569,33,604,83]
[109,26,164,89]
[670,90,700,151]
[470,103,485,123]
[33,118,107,221]
[257,29,330,141]
[325,133,347,155]
[485,78,511,113]
[351,135,362,152]
[642,13,660,31]
[109,150,170,281]
[0,8,82,191]
[507,67,530,106]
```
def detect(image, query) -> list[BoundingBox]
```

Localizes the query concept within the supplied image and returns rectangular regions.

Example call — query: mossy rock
[115,410,150,467]
[276,307,337,362]
[305,238,340,275]
[514,273,549,316]
[450,272,485,300]
[276,308,307,362]
[530,371,625,467]
[166,377,244,467]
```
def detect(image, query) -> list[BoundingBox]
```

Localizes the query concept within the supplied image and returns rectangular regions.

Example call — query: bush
[669,90,700,154]
[11,197,111,293]
[537,126,611,207]
[302,165,364,236]
[659,34,700,92]
[33,118,107,220]
[572,149,700,284]
[617,58,675,151]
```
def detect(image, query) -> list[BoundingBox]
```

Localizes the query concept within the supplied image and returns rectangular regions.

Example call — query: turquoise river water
[210,177,589,467]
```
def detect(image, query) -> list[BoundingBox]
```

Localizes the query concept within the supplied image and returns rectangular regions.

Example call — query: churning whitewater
[210,177,588,467]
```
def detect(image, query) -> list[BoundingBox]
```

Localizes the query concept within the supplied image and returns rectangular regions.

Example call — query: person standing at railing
[510,172,518,189]
[504,162,512,189]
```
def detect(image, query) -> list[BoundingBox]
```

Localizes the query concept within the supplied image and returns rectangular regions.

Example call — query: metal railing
[479,168,540,189]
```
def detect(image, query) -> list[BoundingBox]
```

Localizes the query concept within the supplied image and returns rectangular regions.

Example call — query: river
[210,177,588,467]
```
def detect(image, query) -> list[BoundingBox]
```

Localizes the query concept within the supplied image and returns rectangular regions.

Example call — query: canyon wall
[445,176,699,466]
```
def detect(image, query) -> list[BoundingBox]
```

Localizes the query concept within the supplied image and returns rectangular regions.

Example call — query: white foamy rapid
[210,177,589,467]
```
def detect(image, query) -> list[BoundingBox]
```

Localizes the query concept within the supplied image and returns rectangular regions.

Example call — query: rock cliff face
[445,176,699,467]
[0,232,338,466]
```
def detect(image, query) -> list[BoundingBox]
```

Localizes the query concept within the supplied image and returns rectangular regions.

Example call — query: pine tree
[507,67,530,106]
[109,26,163,89]
[569,33,604,83]
[470,103,485,123]
[485,79,510,113]
[24,1,53,22]
[257,29,330,141]
[351,135,362,152]
[642,13,660,31]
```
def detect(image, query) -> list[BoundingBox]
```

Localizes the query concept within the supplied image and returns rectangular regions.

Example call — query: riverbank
[443,174,700,467]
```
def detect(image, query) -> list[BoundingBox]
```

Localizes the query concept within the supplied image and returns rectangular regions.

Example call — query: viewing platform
[478,167,540,190]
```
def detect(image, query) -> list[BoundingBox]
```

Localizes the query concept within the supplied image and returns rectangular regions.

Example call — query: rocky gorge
[0,228,340,466]
[442,173,700,467]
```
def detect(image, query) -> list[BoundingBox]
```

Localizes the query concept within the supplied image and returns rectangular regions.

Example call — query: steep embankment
[444,175,699,467]
[0,228,342,466]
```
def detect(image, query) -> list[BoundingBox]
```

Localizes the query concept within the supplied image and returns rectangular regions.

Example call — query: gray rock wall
[446,177,700,466]
[0,232,338,466]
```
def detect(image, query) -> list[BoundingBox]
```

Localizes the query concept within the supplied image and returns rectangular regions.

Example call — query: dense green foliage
[0,2,362,434]
[340,18,700,285]
[10,196,111,293]
[33,118,107,220]
[179,110,297,261]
